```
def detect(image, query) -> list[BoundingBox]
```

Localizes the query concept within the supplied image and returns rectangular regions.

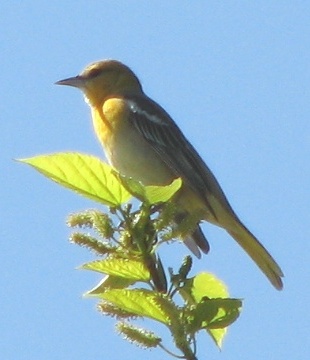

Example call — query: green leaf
[205,299,242,329]
[182,272,229,304]
[144,178,182,204]
[18,152,131,206]
[181,272,241,348]
[86,275,135,295]
[191,298,241,329]
[81,258,150,282]
[119,176,182,205]
[98,289,178,325]
[192,298,241,348]
[207,326,227,349]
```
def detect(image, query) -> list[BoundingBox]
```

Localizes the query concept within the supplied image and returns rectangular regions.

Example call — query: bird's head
[56,60,143,106]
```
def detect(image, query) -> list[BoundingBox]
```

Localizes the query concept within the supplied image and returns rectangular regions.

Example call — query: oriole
[56,60,283,290]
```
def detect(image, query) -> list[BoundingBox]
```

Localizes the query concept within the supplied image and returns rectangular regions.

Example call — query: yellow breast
[91,97,209,219]
[91,97,175,185]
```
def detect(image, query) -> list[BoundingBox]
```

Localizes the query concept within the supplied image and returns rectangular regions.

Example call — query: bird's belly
[107,126,175,186]
[92,98,176,185]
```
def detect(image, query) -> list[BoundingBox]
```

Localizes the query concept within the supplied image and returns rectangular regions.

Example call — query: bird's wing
[125,95,284,290]
[126,95,235,220]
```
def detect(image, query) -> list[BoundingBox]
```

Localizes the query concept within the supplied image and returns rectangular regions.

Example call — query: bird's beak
[55,75,85,89]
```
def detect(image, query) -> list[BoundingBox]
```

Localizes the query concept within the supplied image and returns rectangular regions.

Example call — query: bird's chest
[92,98,173,185]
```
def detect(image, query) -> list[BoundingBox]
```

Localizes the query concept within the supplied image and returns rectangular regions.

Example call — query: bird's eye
[86,67,102,78]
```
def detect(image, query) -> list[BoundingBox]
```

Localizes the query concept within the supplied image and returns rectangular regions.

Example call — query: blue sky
[1,1,309,359]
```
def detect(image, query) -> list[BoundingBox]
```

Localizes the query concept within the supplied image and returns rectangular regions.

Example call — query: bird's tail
[227,223,284,290]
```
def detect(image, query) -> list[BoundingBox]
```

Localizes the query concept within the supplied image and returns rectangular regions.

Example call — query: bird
[56,59,283,290]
